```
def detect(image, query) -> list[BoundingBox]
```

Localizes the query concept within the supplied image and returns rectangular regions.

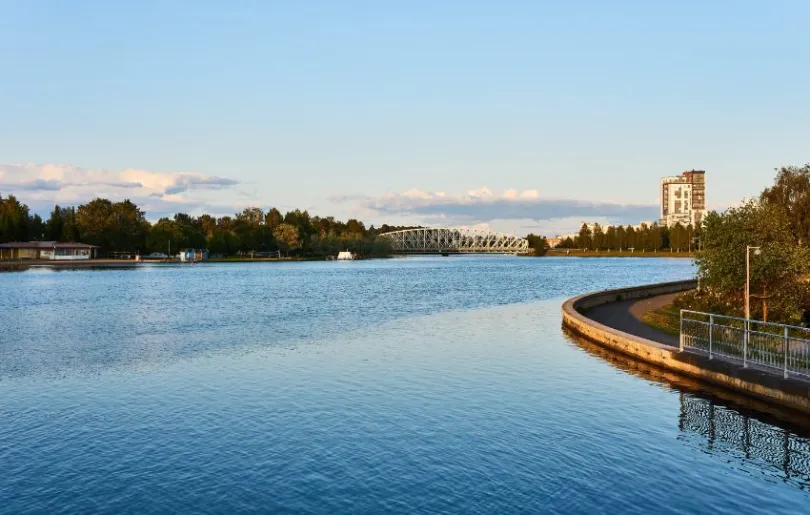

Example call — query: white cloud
[400,188,433,199]
[520,189,540,199]
[331,186,660,235]
[0,163,245,218]
[467,186,493,198]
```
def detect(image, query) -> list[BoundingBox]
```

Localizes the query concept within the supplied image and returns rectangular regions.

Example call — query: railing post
[743,319,748,368]
[708,315,713,360]
[784,326,789,379]
[679,310,684,351]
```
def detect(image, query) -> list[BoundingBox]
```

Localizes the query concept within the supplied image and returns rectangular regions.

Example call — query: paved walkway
[586,292,680,347]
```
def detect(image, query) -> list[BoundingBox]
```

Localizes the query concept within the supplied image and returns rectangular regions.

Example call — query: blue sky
[1,1,808,235]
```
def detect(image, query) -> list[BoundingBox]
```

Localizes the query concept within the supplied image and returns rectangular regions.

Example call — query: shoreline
[0,257,312,270]
[1,252,694,270]
[562,281,810,415]
[545,250,695,258]
[0,256,392,270]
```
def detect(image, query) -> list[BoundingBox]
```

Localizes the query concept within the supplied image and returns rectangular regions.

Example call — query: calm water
[1,256,809,514]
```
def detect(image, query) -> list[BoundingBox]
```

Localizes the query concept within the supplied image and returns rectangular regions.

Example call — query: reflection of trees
[678,393,810,489]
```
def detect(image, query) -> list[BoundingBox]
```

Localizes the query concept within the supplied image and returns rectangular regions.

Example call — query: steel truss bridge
[379,228,529,254]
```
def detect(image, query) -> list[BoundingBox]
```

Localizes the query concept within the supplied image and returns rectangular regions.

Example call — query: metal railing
[680,310,810,379]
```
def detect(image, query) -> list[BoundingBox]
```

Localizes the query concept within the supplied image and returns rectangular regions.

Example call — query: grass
[640,301,682,336]
[546,249,695,258]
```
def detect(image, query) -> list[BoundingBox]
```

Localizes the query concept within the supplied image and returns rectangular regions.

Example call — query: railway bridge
[379,228,529,254]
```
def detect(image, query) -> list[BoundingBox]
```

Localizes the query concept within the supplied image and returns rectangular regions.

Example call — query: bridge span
[379,228,529,254]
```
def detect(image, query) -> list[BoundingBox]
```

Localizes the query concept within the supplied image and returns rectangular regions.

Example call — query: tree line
[556,222,698,252]
[678,164,810,324]
[0,195,416,258]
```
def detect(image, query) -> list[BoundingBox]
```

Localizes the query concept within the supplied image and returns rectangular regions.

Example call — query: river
[1,256,809,513]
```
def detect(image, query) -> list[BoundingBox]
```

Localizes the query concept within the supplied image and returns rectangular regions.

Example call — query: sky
[1,1,808,236]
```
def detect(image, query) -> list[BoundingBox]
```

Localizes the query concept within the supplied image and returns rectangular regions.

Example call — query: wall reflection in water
[565,328,810,491]
[679,393,810,489]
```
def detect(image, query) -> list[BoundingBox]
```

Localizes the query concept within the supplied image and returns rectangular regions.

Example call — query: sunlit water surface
[1,257,809,514]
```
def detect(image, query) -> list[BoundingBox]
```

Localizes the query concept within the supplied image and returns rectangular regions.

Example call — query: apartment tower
[660,170,706,228]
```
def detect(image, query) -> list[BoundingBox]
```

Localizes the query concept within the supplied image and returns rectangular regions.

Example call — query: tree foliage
[692,200,810,323]
[760,164,810,245]
[0,197,395,258]
[526,234,549,256]
[555,222,688,252]
[0,193,31,242]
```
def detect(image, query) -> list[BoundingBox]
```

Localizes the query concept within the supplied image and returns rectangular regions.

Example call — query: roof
[0,241,99,249]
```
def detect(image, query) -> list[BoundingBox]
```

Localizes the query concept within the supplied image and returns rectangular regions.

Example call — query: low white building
[0,241,98,260]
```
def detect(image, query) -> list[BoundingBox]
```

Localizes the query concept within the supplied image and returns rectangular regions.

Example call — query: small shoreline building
[0,241,99,260]
[179,249,208,262]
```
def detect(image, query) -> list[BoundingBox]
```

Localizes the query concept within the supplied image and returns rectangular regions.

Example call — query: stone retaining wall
[562,281,810,415]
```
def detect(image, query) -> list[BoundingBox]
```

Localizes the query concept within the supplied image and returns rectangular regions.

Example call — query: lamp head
[754,248,762,256]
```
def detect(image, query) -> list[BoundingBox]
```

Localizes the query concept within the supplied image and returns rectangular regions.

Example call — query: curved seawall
[562,280,810,415]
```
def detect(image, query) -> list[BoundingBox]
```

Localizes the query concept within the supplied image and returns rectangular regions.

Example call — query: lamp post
[745,246,762,320]
[743,245,762,368]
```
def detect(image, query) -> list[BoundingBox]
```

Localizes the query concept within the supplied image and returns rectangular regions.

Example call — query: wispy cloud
[164,175,240,195]
[331,187,659,230]
[12,179,64,191]
[0,163,244,218]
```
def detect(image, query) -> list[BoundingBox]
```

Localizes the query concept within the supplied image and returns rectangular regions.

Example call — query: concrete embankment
[562,280,810,415]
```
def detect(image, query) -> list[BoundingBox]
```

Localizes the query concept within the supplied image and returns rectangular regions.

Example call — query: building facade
[660,170,706,228]
[0,241,98,260]
[179,249,208,262]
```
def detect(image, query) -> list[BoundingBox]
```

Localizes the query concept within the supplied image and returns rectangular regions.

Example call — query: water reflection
[564,328,810,491]
[679,394,810,489]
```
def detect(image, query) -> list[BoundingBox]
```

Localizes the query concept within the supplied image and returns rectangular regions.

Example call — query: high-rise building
[660,170,706,228]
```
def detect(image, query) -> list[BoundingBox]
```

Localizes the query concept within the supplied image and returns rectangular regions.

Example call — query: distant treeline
[556,222,698,252]
[0,195,419,258]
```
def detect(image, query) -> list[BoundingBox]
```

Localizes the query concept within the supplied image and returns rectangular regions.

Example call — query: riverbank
[562,281,810,415]
[546,249,695,258]
[0,256,383,270]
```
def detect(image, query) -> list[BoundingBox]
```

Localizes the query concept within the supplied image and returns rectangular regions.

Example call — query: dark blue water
[1,256,809,514]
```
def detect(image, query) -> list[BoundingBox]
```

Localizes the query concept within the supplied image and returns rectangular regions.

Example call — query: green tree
[147,219,184,254]
[605,226,617,250]
[265,207,283,228]
[616,225,627,250]
[345,219,366,238]
[273,223,302,256]
[637,223,650,250]
[669,223,682,252]
[624,226,636,250]
[526,234,549,256]
[660,224,671,250]
[61,207,79,241]
[76,198,148,253]
[696,201,810,323]
[760,164,810,245]
[0,194,31,242]
[238,207,265,227]
[28,214,44,241]
[649,223,662,251]
[199,214,217,238]
[592,223,604,250]
[577,223,592,250]
[44,205,64,240]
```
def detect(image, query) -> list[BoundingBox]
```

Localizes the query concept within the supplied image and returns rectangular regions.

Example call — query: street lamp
[745,246,762,320]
